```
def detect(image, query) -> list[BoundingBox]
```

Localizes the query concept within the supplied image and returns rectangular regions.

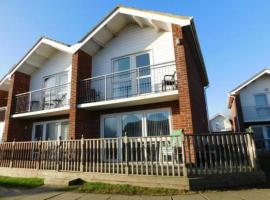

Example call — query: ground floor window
[101,108,171,138]
[252,125,270,151]
[32,119,69,141]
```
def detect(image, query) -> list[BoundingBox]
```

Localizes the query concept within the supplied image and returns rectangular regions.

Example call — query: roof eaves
[0,36,72,86]
[229,68,270,95]
[78,5,192,44]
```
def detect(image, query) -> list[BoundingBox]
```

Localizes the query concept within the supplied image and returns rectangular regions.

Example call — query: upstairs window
[255,94,268,107]
[44,72,68,88]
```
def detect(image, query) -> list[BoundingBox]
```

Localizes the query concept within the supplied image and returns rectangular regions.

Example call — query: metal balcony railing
[15,83,70,114]
[79,61,177,104]
[242,105,270,122]
[0,107,6,122]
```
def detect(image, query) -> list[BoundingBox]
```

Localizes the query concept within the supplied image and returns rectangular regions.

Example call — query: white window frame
[110,51,154,97]
[43,71,69,88]
[111,50,153,73]
[254,93,269,107]
[32,119,69,141]
[100,107,172,138]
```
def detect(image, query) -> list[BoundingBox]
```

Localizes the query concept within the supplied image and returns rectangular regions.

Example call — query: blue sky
[0,0,270,116]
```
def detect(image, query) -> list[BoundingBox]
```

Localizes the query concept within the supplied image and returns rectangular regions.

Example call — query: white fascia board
[75,7,192,52]
[229,69,270,96]
[74,10,120,51]
[0,38,75,90]
[119,7,191,26]
[41,38,74,54]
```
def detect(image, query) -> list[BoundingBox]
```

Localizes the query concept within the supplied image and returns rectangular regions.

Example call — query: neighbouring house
[209,113,232,132]
[228,68,270,151]
[0,6,209,142]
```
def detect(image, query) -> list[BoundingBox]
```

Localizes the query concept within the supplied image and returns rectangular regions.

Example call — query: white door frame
[32,119,69,141]
[100,107,173,138]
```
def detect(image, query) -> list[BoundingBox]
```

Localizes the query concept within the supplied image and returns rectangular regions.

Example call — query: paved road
[1,186,270,200]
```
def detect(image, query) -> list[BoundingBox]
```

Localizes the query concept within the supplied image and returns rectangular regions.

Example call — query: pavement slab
[2,187,270,200]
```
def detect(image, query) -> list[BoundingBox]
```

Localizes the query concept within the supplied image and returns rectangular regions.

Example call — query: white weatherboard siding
[92,24,175,76]
[0,122,4,142]
[30,51,72,91]
[239,74,270,122]
[239,75,270,107]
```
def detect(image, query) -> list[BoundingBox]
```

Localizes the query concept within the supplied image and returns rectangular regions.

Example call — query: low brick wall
[0,168,190,190]
[0,167,266,190]
[189,171,266,190]
[258,152,270,180]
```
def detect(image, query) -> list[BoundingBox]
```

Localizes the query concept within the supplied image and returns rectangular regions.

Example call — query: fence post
[80,135,84,172]
[9,139,16,168]
[124,133,129,175]
[249,132,257,170]
[57,136,62,171]
[246,133,256,171]
[36,138,42,170]
[181,134,187,177]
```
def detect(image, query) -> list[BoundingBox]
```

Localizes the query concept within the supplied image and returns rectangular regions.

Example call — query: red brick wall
[172,24,209,134]
[0,90,8,107]
[69,50,92,139]
[3,72,31,141]
[231,95,245,132]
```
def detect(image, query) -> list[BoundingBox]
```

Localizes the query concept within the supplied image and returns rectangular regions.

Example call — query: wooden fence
[0,135,185,177]
[0,133,258,177]
[184,132,257,176]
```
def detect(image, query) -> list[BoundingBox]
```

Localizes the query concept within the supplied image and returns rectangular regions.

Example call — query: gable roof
[228,68,270,108]
[0,5,209,90]
[0,37,77,91]
[209,113,228,121]
[75,5,208,86]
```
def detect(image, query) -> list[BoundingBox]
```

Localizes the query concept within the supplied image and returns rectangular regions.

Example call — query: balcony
[242,105,270,122]
[13,83,70,118]
[78,62,178,109]
[0,107,6,122]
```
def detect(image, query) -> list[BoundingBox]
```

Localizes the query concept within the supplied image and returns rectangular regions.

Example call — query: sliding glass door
[101,109,171,138]
[101,109,171,162]
[122,113,143,137]
[32,120,69,141]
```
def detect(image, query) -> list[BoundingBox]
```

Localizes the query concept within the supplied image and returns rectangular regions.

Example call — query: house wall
[92,24,175,77]
[172,24,209,134]
[0,122,4,142]
[3,72,31,141]
[239,74,270,107]
[209,115,232,132]
[231,94,245,132]
[0,91,8,107]
[75,100,181,139]
[29,51,72,91]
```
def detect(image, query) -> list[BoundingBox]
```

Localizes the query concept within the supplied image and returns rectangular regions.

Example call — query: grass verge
[0,176,44,188]
[69,182,189,196]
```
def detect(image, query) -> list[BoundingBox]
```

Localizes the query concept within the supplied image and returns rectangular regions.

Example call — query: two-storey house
[228,69,270,151]
[0,6,209,143]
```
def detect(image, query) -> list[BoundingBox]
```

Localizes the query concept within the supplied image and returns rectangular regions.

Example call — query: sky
[0,0,270,116]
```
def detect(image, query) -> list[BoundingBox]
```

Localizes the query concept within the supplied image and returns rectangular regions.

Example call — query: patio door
[135,53,151,94]
[44,76,57,109]
[32,120,69,141]
[101,109,171,162]
[111,52,151,99]
[112,57,132,99]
